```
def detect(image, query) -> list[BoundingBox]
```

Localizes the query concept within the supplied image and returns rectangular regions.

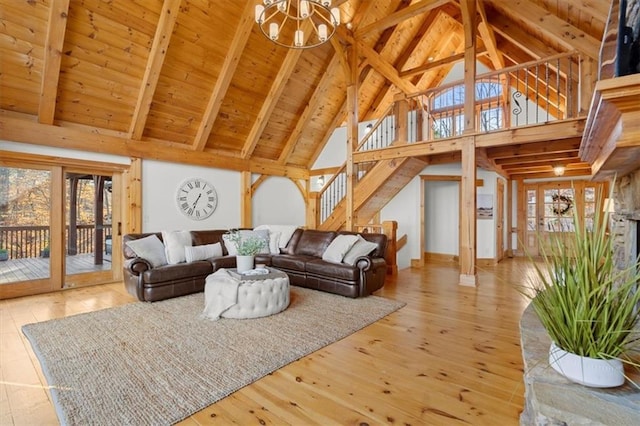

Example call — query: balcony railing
[316,52,583,227]
[0,225,112,260]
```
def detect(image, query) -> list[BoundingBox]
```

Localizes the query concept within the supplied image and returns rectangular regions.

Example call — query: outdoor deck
[0,253,112,284]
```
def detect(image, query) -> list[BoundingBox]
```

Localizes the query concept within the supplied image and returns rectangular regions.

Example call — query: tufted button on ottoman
[203,268,290,320]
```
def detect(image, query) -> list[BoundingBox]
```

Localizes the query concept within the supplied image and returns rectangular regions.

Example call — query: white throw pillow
[322,234,359,264]
[185,243,223,263]
[343,235,379,265]
[222,234,238,256]
[268,231,281,254]
[255,224,299,248]
[125,235,167,267]
[162,230,192,264]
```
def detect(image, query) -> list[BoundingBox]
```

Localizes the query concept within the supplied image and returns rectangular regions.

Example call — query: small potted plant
[225,229,266,272]
[521,186,640,388]
[0,248,8,261]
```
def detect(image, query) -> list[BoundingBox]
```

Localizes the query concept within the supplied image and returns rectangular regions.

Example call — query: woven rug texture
[22,287,405,426]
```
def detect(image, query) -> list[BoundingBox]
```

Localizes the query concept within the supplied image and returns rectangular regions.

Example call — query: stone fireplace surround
[612,169,640,274]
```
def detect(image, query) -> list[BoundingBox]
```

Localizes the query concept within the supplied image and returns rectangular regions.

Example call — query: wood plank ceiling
[0,0,610,179]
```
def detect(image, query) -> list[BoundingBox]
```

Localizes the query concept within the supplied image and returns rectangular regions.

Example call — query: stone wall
[611,168,640,272]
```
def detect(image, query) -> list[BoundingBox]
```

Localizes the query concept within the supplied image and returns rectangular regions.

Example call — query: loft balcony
[315,53,590,229]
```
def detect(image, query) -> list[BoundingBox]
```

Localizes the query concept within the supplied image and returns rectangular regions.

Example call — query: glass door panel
[63,172,113,288]
[0,166,52,285]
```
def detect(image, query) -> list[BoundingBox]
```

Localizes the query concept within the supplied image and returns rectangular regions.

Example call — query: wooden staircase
[318,156,428,231]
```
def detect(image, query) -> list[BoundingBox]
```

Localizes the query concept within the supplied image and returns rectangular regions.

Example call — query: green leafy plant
[226,229,265,256]
[522,185,640,367]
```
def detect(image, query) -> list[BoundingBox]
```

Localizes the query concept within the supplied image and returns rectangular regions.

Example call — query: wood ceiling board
[486,138,582,159]
[489,13,561,60]
[75,0,161,34]
[493,152,580,165]
[0,87,40,114]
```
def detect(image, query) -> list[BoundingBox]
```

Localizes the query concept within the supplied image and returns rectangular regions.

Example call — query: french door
[0,157,125,299]
[523,181,602,256]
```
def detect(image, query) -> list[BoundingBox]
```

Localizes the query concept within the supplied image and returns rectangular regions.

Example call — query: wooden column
[345,45,359,231]
[394,94,408,143]
[240,171,252,227]
[307,191,320,229]
[125,157,142,234]
[459,0,477,286]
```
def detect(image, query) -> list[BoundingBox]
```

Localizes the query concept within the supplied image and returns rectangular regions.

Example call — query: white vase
[548,342,625,388]
[236,255,255,273]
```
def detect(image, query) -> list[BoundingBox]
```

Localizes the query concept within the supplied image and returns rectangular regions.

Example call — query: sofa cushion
[185,242,222,263]
[293,230,337,257]
[306,259,360,281]
[162,230,192,264]
[271,254,316,272]
[142,261,212,284]
[125,235,167,267]
[343,235,380,265]
[322,234,359,263]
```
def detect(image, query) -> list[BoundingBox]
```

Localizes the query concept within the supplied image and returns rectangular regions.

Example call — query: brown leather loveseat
[122,228,387,302]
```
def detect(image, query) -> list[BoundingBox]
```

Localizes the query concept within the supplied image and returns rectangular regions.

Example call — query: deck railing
[316,52,582,227]
[0,225,112,260]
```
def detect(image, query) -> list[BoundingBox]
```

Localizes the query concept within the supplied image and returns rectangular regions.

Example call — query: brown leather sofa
[122,228,387,302]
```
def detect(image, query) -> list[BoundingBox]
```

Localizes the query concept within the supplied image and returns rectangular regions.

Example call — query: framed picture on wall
[477,194,493,219]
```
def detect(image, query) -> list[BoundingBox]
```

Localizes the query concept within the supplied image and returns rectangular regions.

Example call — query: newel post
[382,220,398,275]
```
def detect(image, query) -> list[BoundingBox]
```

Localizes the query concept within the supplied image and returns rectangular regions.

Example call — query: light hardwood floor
[1,259,535,425]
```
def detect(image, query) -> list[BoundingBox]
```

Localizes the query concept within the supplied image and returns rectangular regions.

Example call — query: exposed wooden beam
[489,0,600,60]
[490,14,559,59]
[192,0,255,151]
[278,55,342,164]
[476,0,504,69]
[494,152,580,165]
[357,41,419,95]
[476,119,585,147]
[510,167,592,180]
[356,0,451,36]
[487,137,582,158]
[128,0,180,140]
[38,0,70,125]
[240,23,310,159]
[0,115,309,179]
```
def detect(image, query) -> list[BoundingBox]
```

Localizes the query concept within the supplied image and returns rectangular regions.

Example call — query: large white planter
[236,255,255,273]
[549,342,625,388]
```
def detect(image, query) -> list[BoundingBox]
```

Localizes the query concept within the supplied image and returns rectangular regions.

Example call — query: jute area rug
[22,286,405,426]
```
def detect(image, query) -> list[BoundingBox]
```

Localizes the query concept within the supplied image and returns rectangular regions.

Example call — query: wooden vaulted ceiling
[0,0,610,179]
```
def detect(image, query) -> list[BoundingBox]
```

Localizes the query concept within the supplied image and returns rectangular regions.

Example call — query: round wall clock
[176,178,218,220]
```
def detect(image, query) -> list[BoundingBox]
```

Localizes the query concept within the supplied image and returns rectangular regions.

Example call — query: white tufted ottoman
[203,268,290,320]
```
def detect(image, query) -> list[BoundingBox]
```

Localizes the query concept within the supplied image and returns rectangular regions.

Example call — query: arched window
[429,80,503,139]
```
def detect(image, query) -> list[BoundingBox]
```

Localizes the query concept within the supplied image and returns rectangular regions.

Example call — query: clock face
[176,178,217,220]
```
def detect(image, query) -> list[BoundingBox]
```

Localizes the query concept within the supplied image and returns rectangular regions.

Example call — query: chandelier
[255,0,341,49]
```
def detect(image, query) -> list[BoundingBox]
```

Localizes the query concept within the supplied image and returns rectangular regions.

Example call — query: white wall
[252,176,305,226]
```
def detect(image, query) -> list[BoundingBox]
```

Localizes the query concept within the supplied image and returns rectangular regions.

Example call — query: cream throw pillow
[343,235,379,265]
[322,234,359,264]
[162,230,192,264]
[185,243,223,263]
[125,235,167,267]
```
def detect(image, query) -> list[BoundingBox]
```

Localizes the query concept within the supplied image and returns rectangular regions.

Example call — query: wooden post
[125,157,142,234]
[68,176,78,255]
[346,45,358,231]
[459,0,477,287]
[240,171,252,227]
[394,94,408,144]
[382,220,398,275]
[307,191,319,229]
